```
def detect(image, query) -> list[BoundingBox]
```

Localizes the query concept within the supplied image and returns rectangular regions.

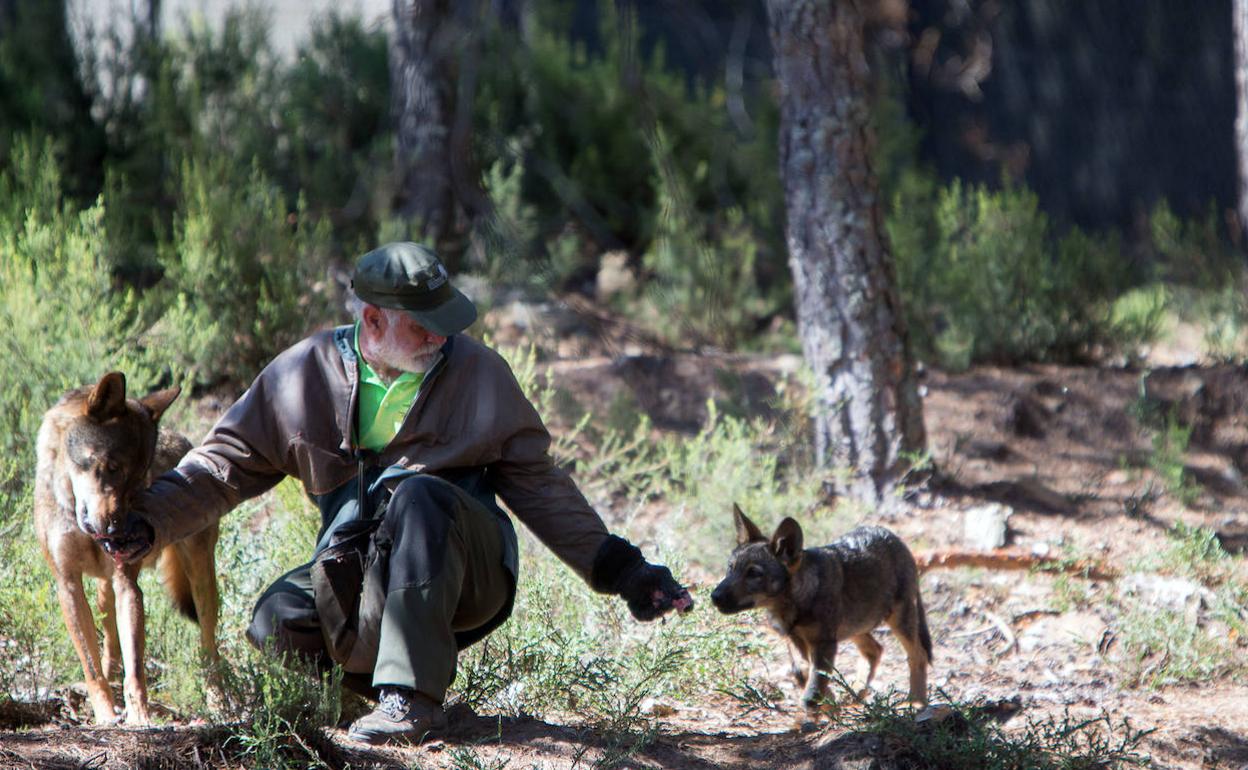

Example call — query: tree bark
[1235,0,1248,240]
[764,0,926,504]
[390,0,456,244]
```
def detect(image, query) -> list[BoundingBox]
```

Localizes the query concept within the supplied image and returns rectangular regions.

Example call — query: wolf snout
[710,581,752,613]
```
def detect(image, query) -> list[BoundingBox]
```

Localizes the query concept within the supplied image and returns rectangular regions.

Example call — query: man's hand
[98,514,156,566]
[590,534,695,622]
[615,560,694,621]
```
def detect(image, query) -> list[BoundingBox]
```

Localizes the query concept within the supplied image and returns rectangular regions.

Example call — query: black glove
[99,514,155,565]
[590,535,694,621]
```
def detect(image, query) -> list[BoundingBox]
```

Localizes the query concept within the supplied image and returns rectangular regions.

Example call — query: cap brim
[404,287,477,336]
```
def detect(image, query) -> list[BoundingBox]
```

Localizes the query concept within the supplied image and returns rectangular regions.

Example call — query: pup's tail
[158,545,198,623]
[916,595,933,662]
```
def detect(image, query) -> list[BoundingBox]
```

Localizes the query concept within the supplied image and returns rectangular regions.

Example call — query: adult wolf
[34,372,220,724]
[711,504,931,712]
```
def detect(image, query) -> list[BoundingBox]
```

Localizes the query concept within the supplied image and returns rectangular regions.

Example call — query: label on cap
[426,264,448,290]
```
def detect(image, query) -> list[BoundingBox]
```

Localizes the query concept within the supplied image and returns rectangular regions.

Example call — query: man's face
[361,305,447,376]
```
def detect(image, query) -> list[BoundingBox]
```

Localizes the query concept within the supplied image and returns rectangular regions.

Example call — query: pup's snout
[79,519,99,537]
[710,579,754,614]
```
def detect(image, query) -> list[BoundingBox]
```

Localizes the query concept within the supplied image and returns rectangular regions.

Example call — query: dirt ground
[3,333,1248,768]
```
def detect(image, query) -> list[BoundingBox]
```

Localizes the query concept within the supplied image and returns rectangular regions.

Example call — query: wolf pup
[711,504,932,712]
[34,372,221,725]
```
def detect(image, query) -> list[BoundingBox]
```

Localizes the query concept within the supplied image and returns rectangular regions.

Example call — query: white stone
[963,504,1012,550]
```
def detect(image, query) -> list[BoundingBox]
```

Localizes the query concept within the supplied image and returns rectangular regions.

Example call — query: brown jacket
[139,326,609,579]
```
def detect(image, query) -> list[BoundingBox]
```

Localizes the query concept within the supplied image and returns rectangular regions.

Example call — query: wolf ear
[139,386,182,424]
[86,371,127,420]
[770,517,804,568]
[733,503,766,545]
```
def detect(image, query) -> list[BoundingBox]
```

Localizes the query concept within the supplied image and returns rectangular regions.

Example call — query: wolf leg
[179,527,225,710]
[784,637,807,687]
[96,577,122,680]
[887,599,930,707]
[802,638,837,712]
[850,633,883,698]
[53,571,116,723]
[112,563,151,725]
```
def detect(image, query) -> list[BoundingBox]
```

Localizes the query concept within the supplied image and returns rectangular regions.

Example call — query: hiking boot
[347,687,447,745]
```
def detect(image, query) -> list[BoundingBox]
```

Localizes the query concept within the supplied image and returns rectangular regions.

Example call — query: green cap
[350,242,477,336]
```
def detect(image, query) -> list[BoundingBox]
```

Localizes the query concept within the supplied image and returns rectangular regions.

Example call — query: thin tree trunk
[390,0,455,244]
[1235,0,1248,240]
[764,0,926,504]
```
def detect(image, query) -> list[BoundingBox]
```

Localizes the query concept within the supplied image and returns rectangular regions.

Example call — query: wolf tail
[916,595,933,662]
[158,545,199,623]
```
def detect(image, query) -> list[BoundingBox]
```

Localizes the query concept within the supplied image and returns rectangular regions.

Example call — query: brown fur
[711,504,932,712]
[33,372,221,725]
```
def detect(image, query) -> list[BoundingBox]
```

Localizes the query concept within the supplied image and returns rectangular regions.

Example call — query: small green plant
[1050,572,1093,614]
[1115,600,1234,689]
[1110,285,1169,359]
[831,690,1154,769]
[1147,413,1198,507]
[448,745,513,770]
[452,528,756,761]
[717,677,785,717]
[1157,521,1231,583]
[222,646,342,770]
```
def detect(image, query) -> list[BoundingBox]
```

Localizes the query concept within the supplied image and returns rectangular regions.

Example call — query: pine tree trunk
[390,0,455,243]
[1235,0,1248,239]
[764,0,926,504]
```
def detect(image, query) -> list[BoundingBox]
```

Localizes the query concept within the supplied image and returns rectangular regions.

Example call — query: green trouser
[247,472,516,702]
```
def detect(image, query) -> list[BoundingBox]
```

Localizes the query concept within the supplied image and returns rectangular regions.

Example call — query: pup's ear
[770,517,804,568]
[87,372,127,420]
[139,386,182,424]
[733,503,766,545]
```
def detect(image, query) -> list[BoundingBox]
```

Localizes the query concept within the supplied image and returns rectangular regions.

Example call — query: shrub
[1148,200,1239,289]
[89,9,391,278]
[889,178,1146,367]
[276,12,393,247]
[0,138,170,472]
[473,0,783,298]
[154,157,333,388]
[833,690,1153,769]
[642,128,775,348]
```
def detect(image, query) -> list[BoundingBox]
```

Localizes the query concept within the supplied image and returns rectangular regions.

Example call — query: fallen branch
[915,548,1119,581]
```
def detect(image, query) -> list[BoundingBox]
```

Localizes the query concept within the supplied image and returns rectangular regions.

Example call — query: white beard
[369,324,442,377]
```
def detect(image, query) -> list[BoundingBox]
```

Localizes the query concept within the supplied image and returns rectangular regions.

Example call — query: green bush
[154,157,333,388]
[1148,200,1239,289]
[642,129,776,348]
[273,12,393,247]
[0,138,170,470]
[890,178,1146,367]
[834,691,1153,769]
[473,0,783,297]
[0,0,105,200]
[92,9,391,278]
